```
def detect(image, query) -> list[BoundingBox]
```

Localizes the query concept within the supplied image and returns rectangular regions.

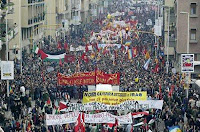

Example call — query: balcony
[0,24,18,43]
[28,13,45,25]
[28,0,44,5]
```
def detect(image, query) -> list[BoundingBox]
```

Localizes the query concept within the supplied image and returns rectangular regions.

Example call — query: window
[190,3,197,15]
[190,29,196,40]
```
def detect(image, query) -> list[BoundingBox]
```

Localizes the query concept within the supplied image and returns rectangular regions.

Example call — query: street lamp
[180,12,190,99]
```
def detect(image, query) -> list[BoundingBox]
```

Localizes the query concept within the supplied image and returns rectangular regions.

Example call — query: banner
[84,112,132,124]
[115,113,133,124]
[84,112,115,124]
[46,112,79,126]
[64,100,163,112]
[57,71,120,86]
[83,91,147,105]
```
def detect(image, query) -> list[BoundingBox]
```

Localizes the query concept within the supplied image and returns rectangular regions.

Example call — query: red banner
[57,71,120,85]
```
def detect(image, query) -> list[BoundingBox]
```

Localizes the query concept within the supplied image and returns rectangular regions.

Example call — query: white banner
[65,100,163,111]
[46,112,79,126]
[1,61,14,80]
[84,112,115,124]
[115,113,132,124]
[84,112,132,124]
[70,45,93,51]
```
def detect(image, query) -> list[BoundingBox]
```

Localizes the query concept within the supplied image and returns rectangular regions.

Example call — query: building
[0,0,111,61]
[175,0,200,77]
[163,0,175,59]
[0,0,18,61]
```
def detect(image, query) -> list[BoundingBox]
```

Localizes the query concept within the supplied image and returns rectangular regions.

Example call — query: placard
[1,61,14,80]
[181,54,194,72]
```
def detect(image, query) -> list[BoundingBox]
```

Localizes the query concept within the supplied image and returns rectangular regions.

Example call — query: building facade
[175,0,200,77]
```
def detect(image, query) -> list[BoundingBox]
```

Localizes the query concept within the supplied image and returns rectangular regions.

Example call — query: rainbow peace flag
[125,41,132,46]
[168,126,181,132]
[128,49,133,59]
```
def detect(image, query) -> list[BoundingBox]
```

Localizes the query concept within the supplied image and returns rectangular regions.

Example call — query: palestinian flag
[59,101,68,111]
[34,45,66,61]
[132,111,149,118]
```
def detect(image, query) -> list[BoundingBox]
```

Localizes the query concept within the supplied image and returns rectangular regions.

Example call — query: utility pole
[6,0,9,97]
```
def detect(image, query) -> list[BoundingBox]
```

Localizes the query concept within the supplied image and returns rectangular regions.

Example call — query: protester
[0,0,200,131]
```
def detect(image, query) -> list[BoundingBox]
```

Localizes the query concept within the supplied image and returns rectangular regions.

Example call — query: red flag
[64,42,68,51]
[168,85,175,97]
[59,102,68,110]
[47,98,51,105]
[38,49,48,60]
[41,71,45,82]
[132,47,137,57]
[85,44,89,52]
[74,113,85,132]
[159,83,162,99]
[65,55,75,63]
[81,53,89,63]
[57,41,62,49]
[59,59,63,67]
[153,64,159,73]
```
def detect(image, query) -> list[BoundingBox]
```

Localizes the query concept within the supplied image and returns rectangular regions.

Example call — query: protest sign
[83,91,147,105]
[58,71,120,86]
[84,112,115,124]
[46,112,79,126]
[65,100,163,111]
[84,112,132,124]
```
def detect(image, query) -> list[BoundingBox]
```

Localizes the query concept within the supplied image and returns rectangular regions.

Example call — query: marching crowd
[0,0,200,132]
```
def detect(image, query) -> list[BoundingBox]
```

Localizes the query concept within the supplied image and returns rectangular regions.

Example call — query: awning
[194,61,200,66]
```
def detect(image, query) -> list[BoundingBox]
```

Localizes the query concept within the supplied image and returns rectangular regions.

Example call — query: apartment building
[0,0,110,60]
[175,0,200,76]
[163,0,175,59]
[0,1,18,60]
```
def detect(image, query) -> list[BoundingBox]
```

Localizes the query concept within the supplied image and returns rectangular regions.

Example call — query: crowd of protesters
[0,0,200,131]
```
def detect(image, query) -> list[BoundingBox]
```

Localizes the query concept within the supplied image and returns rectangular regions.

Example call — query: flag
[46,98,51,105]
[90,52,95,59]
[143,58,150,70]
[81,53,89,63]
[145,51,150,59]
[168,126,181,132]
[153,63,159,73]
[59,101,68,111]
[125,41,132,46]
[65,55,75,63]
[159,83,162,99]
[132,111,149,118]
[85,44,89,52]
[59,58,63,67]
[135,31,139,39]
[9,86,13,94]
[33,45,39,54]
[74,113,85,132]
[64,42,68,51]
[57,41,62,49]
[128,49,133,60]
[37,49,48,60]
[168,85,175,97]
[132,47,137,57]
[41,71,45,82]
